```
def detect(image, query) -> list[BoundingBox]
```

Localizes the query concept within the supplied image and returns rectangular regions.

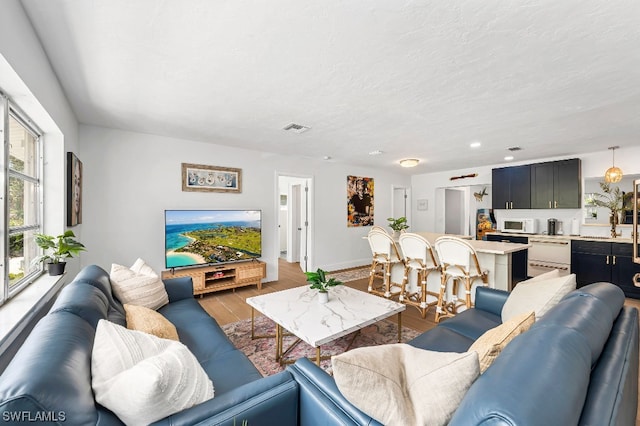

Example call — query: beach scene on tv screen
[165,210,261,268]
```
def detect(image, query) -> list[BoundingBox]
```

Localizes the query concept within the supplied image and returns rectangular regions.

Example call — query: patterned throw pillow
[110,258,169,310]
[332,344,479,426]
[91,320,213,426]
[124,303,179,341]
[469,311,535,373]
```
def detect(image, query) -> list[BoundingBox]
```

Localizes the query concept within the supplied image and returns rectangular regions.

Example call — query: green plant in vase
[591,181,624,237]
[387,217,409,235]
[305,268,343,304]
[34,230,86,275]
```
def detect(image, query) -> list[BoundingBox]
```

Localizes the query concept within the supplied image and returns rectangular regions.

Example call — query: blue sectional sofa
[0,265,638,425]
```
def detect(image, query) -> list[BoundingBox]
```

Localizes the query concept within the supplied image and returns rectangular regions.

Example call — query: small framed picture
[181,163,242,193]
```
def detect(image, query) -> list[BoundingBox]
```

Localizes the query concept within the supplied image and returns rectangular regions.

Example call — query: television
[165,209,262,268]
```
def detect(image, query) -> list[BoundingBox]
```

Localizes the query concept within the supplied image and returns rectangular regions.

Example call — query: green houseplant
[591,181,624,237]
[34,230,86,275]
[304,268,343,304]
[387,217,409,235]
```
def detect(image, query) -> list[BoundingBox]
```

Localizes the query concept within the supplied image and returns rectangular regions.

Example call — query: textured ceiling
[19,0,640,173]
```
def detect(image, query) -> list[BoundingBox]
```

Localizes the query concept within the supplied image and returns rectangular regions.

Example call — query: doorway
[277,174,314,273]
[392,186,411,225]
[444,188,467,235]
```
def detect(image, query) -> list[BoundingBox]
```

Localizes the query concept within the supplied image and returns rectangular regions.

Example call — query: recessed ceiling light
[323,156,332,160]
[470,142,481,148]
[399,158,420,168]
[504,156,514,161]
[369,150,384,156]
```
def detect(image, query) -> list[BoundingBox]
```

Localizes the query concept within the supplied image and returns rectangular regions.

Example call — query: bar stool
[433,236,489,323]
[398,233,440,318]
[366,229,404,299]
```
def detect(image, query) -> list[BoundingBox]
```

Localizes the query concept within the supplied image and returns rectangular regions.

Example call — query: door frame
[276,172,314,274]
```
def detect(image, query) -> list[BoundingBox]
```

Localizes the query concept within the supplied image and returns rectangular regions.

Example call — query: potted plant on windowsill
[304,268,343,304]
[34,230,86,276]
[387,216,409,238]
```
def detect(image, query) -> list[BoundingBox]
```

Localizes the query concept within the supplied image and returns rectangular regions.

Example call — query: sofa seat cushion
[469,311,535,373]
[501,273,576,322]
[92,320,213,426]
[159,299,262,394]
[124,303,179,340]
[437,308,502,341]
[332,344,480,426]
[408,326,475,352]
[110,259,169,310]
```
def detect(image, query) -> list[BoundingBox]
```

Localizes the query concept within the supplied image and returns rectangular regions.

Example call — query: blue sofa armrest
[288,358,383,426]
[151,372,298,426]
[474,286,509,317]
[162,276,194,302]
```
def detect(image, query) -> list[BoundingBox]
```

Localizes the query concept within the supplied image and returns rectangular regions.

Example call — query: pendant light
[604,146,623,183]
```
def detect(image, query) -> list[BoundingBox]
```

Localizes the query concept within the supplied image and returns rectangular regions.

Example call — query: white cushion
[332,344,479,426]
[91,320,213,426]
[502,272,576,322]
[521,268,561,283]
[110,258,169,310]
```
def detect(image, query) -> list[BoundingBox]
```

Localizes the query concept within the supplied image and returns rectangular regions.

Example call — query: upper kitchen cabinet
[492,165,531,209]
[531,159,581,209]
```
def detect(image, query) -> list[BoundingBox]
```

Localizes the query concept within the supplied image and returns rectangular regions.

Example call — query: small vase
[318,291,329,304]
[47,261,66,276]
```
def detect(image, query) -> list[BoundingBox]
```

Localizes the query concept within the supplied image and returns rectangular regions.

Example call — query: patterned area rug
[221,315,420,376]
[326,266,370,283]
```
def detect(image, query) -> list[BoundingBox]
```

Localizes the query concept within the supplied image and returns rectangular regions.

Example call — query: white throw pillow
[501,272,576,322]
[332,344,479,426]
[110,258,169,310]
[91,320,213,426]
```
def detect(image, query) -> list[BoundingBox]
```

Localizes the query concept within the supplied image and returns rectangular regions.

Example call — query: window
[0,93,44,305]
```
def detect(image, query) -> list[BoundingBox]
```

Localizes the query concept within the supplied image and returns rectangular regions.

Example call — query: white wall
[411,146,640,239]
[79,125,410,280]
[0,0,80,274]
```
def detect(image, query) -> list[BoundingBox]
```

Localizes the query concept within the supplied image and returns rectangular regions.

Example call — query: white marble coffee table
[246,285,406,365]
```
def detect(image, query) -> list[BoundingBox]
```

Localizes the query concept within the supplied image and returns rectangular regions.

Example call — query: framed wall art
[67,152,83,226]
[182,163,242,193]
[347,175,374,227]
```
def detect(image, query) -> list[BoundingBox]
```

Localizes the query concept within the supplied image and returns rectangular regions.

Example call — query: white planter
[318,291,329,304]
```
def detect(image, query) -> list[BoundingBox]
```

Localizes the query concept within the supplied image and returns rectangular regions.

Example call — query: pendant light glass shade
[604,146,623,183]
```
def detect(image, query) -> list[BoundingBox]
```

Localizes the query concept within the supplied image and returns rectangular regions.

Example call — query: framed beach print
[182,163,242,193]
[67,152,83,226]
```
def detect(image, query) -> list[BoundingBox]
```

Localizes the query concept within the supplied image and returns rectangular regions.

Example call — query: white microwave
[500,218,537,234]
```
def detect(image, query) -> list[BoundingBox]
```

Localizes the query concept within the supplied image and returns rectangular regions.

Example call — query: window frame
[0,92,45,305]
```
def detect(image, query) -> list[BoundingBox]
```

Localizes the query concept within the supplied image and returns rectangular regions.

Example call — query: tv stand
[161,260,266,297]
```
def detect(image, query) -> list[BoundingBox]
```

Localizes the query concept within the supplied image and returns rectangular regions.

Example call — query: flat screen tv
[165,209,262,268]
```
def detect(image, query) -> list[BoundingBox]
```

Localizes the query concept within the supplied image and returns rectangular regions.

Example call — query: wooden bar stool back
[366,229,403,298]
[433,236,489,322]
[398,233,440,318]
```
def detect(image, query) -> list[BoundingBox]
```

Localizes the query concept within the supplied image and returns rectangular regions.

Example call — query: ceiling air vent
[283,123,311,134]
[508,146,522,151]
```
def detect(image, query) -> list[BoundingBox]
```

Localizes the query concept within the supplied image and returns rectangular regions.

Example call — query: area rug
[326,266,370,283]
[221,315,420,376]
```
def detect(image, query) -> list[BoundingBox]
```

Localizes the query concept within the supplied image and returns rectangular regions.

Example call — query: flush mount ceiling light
[604,146,623,183]
[399,158,419,168]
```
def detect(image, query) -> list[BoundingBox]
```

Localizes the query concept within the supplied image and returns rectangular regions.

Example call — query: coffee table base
[251,308,403,366]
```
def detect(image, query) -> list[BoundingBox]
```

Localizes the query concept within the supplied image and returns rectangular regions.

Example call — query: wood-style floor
[198,259,640,425]
[197,259,438,333]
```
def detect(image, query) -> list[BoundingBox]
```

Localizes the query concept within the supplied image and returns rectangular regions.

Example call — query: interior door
[299,181,309,272]
[288,184,301,263]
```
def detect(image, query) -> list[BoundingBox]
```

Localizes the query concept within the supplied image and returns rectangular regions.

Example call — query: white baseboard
[321,259,370,272]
